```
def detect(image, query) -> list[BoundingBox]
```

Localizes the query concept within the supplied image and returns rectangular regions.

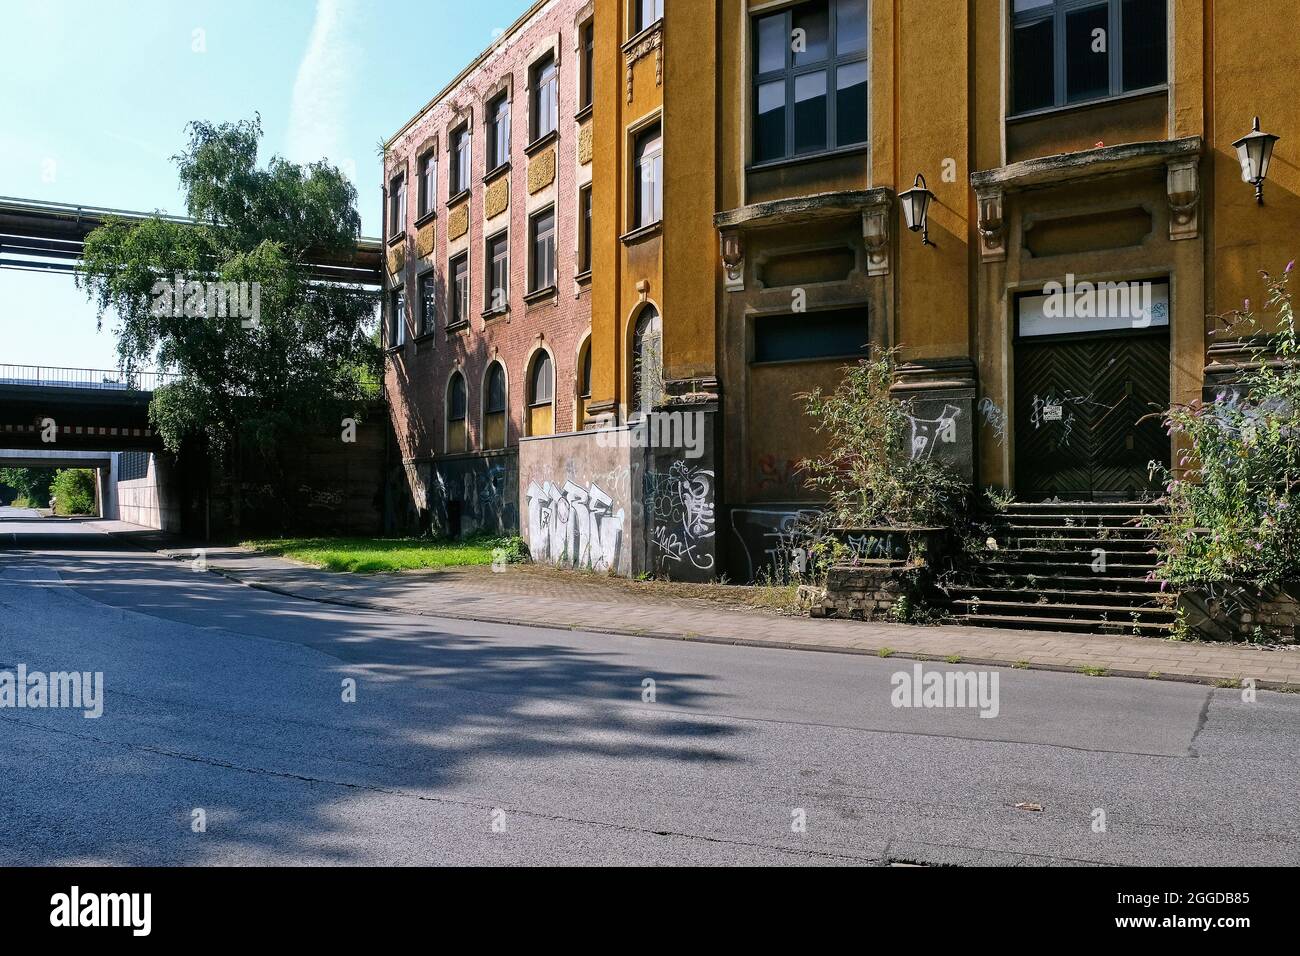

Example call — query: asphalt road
[1,508,1297,865]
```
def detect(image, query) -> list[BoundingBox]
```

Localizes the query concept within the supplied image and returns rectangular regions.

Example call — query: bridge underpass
[1,195,389,539]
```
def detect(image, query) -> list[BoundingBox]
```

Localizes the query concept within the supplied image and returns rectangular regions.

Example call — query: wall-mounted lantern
[898,173,935,245]
[1232,116,1280,205]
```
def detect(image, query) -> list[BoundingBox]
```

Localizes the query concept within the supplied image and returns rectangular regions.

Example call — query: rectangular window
[488,93,511,171]
[580,21,595,110]
[634,123,663,228]
[451,125,471,195]
[752,0,868,165]
[389,287,406,348]
[752,307,869,363]
[529,208,556,292]
[388,173,406,237]
[417,152,436,218]
[578,184,592,274]
[1011,0,1167,116]
[531,54,559,142]
[637,0,663,33]
[450,253,469,325]
[486,232,509,312]
[418,273,436,336]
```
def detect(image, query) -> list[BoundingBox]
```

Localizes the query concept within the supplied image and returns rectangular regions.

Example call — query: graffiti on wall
[645,461,716,571]
[525,479,625,572]
[729,507,823,582]
[977,397,1007,445]
[906,404,962,460]
[756,453,800,495]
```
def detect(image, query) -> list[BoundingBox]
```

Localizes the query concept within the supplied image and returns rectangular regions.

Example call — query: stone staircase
[943,502,1175,637]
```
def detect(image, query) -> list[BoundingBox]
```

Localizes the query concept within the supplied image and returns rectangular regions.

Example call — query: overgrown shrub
[798,346,965,528]
[50,468,97,516]
[1146,266,1300,591]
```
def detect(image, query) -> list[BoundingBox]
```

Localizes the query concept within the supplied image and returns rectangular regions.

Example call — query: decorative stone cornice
[970,137,1203,193]
[621,20,663,103]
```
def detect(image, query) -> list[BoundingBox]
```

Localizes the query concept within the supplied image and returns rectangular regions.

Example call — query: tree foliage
[76,115,380,457]
[0,467,54,506]
[798,347,965,527]
[1148,266,1300,590]
[50,468,97,515]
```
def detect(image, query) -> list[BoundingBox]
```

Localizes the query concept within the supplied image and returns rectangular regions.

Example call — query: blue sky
[0,0,530,368]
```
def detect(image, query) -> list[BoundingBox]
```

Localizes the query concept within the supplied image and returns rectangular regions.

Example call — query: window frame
[450,123,472,196]
[634,0,664,34]
[482,360,508,449]
[487,91,511,173]
[750,0,870,166]
[388,285,407,349]
[388,171,407,239]
[579,20,595,112]
[417,271,437,337]
[484,230,510,315]
[446,370,468,452]
[634,122,663,229]
[578,183,593,275]
[530,52,560,144]
[1009,0,1169,118]
[528,206,558,294]
[449,251,470,327]
[416,151,437,220]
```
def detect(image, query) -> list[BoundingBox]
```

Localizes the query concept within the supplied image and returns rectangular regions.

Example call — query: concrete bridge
[0,365,170,452]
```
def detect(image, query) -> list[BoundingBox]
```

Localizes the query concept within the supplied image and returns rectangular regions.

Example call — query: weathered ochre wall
[893,0,970,364]
[661,0,717,384]
[1207,0,1300,320]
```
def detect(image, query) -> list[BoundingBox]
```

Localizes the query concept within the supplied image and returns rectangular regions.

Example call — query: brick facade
[383,0,594,534]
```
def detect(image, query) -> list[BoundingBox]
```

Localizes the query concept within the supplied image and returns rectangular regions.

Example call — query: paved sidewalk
[89,519,1300,690]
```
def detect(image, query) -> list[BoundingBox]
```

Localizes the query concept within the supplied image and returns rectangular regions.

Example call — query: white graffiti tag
[526,480,625,572]
[907,404,962,459]
[645,462,716,571]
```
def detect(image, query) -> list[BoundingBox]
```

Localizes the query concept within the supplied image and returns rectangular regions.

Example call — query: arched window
[527,350,555,436]
[630,305,662,419]
[483,362,508,449]
[447,371,468,452]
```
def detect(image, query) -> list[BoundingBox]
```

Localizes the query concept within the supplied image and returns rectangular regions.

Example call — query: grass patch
[877,647,895,658]
[242,535,526,574]
[1079,665,1110,678]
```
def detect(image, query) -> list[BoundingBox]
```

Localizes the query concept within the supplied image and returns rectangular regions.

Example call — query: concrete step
[988,535,1156,552]
[951,598,1176,620]
[949,613,1175,637]
[945,585,1170,608]
[963,571,1163,592]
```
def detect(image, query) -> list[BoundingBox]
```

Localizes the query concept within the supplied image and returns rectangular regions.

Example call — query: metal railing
[0,365,180,392]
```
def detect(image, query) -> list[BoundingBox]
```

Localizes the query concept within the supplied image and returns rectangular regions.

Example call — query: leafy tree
[0,467,55,506]
[1148,266,1300,590]
[50,468,97,515]
[76,115,380,492]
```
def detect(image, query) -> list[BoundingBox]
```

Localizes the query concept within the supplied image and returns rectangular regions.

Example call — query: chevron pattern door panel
[1014,333,1170,500]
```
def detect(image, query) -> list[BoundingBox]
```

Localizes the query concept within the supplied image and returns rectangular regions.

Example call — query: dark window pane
[420,275,436,334]
[753,308,869,363]
[580,344,592,396]
[836,0,868,56]
[835,60,867,146]
[793,70,827,153]
[1122,0,1166,91]
[486,365,506,412]
[756,13,786,73]
[1066,4,1110,103]
[449,375,466,420]
[792,0,829,66]
[1012,18,1054,113]
[755,81,786,162]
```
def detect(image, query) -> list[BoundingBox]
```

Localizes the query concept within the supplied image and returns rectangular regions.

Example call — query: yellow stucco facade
[575,0,1299,580]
